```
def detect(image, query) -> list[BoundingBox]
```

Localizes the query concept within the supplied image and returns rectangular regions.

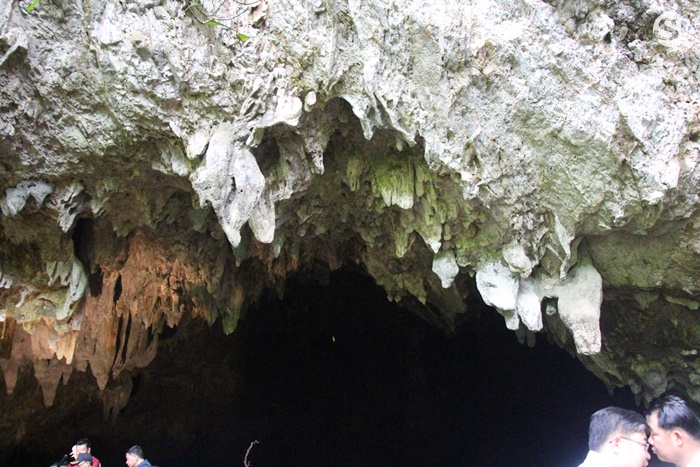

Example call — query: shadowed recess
[0,269,650,466]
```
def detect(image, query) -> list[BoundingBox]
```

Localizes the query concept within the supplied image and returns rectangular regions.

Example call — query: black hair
[589,406,647,451]
[649,395,700,440]
[76,438,91,449]
[126,445,144,458]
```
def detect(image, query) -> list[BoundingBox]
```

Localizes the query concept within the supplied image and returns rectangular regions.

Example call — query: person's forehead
[647,412,666,434]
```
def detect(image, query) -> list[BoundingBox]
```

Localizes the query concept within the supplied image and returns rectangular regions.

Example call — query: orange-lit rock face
[1,216,252,409]
[0,190,349,414]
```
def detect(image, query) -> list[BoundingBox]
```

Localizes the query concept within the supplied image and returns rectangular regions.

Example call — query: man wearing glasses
[647,395,700,467]
[578,406,651,467]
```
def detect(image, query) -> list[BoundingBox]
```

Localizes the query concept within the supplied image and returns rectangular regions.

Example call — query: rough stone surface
[0,0,699,435]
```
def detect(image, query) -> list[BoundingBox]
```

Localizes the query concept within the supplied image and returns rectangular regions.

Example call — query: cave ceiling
[0,0,700,425]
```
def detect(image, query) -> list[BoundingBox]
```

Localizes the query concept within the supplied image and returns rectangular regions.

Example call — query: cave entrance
[2,268,642,466]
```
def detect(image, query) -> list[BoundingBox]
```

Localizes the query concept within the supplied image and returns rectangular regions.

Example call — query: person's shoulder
[577,450,609,467]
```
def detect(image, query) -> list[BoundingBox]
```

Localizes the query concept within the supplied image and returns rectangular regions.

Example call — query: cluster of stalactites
[474,256,603,355]
[0,233,242,411]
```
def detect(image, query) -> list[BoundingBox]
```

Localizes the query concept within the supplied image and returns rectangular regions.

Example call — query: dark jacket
[136,460,153,467]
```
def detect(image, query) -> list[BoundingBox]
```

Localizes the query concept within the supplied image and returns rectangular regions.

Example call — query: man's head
[589,406,650,467]
[125,445,144,467]
[75,439,91,454]
[647,395,700,465]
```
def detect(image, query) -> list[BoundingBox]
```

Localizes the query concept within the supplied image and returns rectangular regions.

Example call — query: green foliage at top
[26,0,40,12]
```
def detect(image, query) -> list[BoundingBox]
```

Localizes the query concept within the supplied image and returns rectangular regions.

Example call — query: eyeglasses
[619,436,650,450]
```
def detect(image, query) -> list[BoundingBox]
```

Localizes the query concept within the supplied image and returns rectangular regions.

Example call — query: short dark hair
[76,438,91,449]
[126,445,144,458]
[648,395,700,440]
[589,406,647,451]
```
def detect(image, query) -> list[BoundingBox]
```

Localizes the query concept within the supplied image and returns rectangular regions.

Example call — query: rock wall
[0,0,699,415]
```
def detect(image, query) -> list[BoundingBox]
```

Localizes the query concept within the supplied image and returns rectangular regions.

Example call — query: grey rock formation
[0,0,699,423]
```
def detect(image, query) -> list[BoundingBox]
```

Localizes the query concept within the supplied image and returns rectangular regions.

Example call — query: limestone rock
[0,0,699,418]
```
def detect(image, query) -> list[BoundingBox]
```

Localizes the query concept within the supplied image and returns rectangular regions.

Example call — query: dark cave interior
[1,268,663,467]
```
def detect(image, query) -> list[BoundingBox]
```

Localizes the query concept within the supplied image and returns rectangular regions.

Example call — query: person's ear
[672,430,685,447]
[609,435,622,453]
